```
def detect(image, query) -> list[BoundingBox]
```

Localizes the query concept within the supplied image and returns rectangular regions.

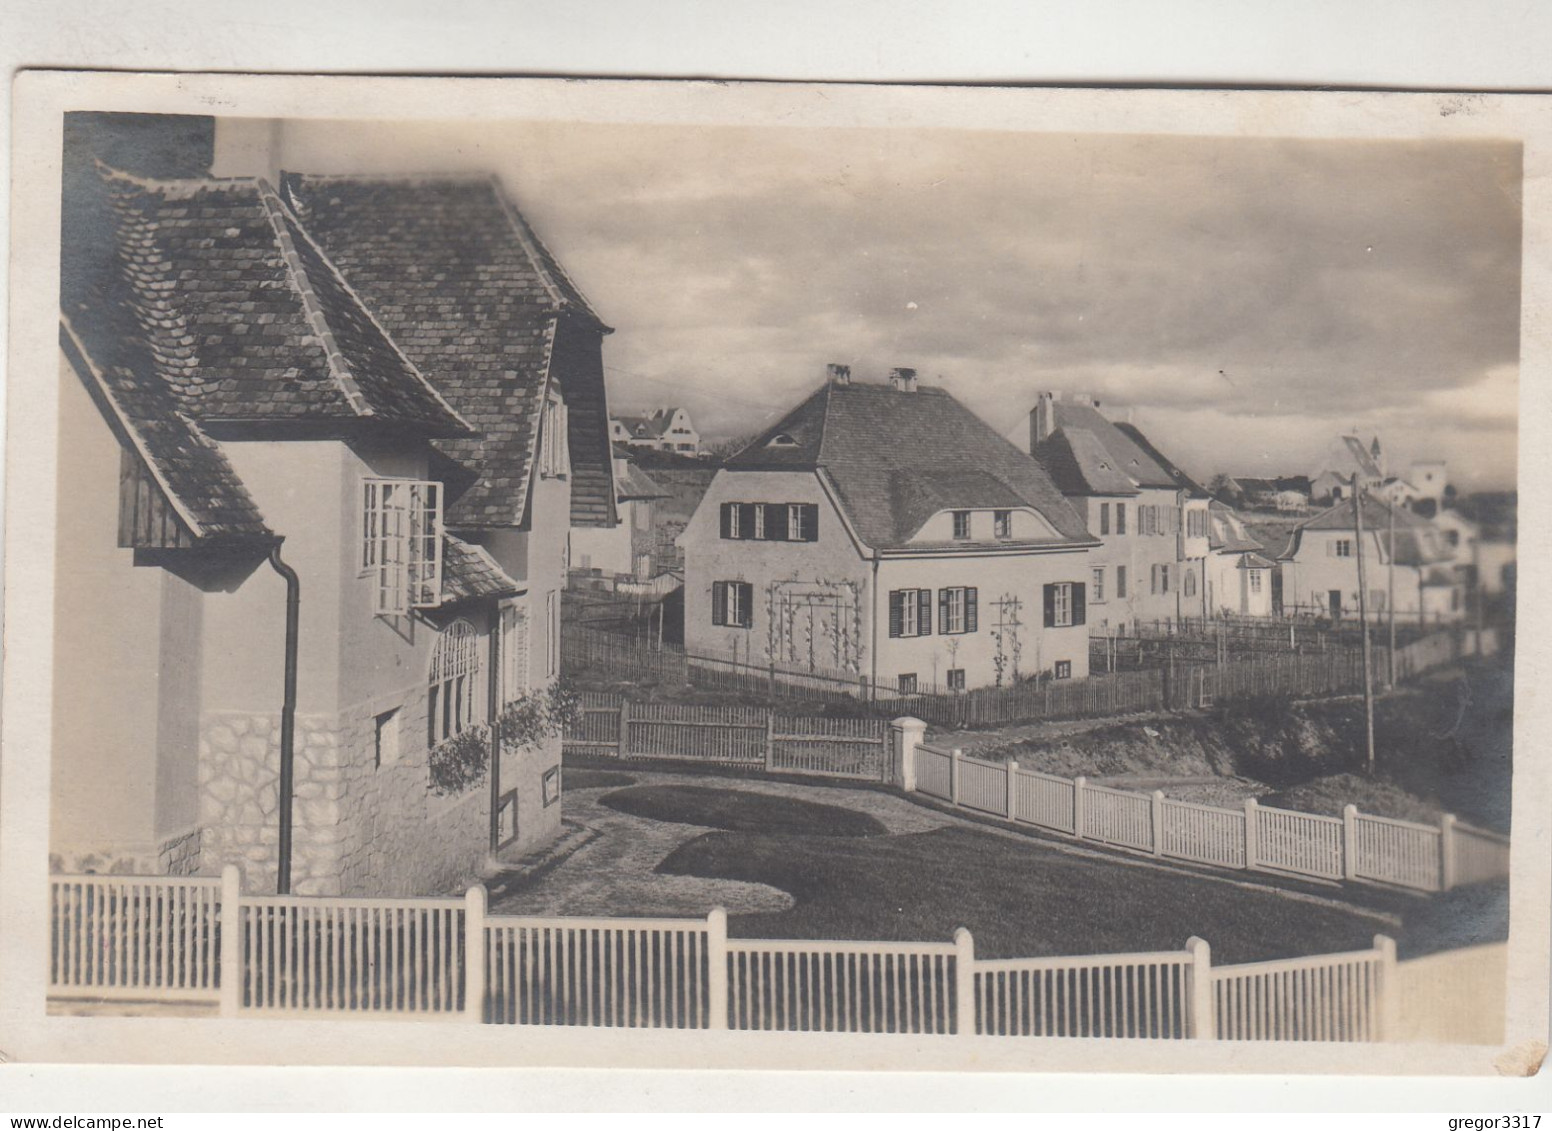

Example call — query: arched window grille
[428,619,481,745]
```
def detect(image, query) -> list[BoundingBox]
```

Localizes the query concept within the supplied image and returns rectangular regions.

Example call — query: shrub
[499,681,583,754]
[428,724,491,796]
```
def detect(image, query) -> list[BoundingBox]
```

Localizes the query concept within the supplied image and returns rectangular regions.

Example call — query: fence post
[1343,804,1360,881]
[1243,798,1259,871]
[1374,934,1399,1042]
[706,906,729,1031]
[1005,760,1019,820]
[1073,776,1087,839]
[219,864,241,1018]
[889,717,926,791]
[764,710,776,773]
[950,748,963,806]
[1151,790,1166,857]
[1185,936,1215,1040]
[617,699,630,759]
[953,927,977,1036]
[1439,813,1458,892]
[464,883,487,1023]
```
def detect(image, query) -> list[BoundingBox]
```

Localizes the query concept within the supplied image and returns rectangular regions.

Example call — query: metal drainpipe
[869,553,881,699]
[266,543,301,896]
[487,606,503,854]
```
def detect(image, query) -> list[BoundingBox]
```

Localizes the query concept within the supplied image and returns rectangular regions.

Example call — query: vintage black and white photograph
[4,74,1546,1075]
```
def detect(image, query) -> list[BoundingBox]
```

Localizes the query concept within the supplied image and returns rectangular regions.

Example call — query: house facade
[1204,501,1275,617]
[1277,494,1463,624]
[1029,392,1211,632]
[681,368,1098,692]
[52,117,613,896]
[611,406,701,455]
[571,452,669,579]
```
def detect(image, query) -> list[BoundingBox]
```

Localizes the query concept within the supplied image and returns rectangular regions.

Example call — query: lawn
[601,785,889,838]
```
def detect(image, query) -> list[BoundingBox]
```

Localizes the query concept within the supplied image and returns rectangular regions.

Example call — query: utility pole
[1352,476,1377,776]
[1380,441,1397,689]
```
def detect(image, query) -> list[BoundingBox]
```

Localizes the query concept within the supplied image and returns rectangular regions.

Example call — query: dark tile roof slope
[727,381,1093,550]
[1049,402,1179,490]
[1113,422,1208,498]
[1286,494,1451,566]
[1207,500,1265,554]
[282,173,616,529]
[1033,428,1140,496]
[440,534,522,604]
[616,461,669,501]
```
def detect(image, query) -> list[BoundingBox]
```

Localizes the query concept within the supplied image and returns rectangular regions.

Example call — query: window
[500,604,529,703]
[994,510,1012,540]
[542,766,562,807]
[952,511,972,540]
[888,589,933,637]
[374,709,401,769]
[1151,564,1172,595]
[1043,582,1085,628]
[1116,565,1127,598]
[711,581,754,628]
[428,619,481,746]
[719,502,818,542]
[1091,567,1105,602]
[496,789,518,847]
[1249,570,1263,595]
[539,395,569,478]
[937,586,978,634]
[946,669,966,692]
[1187,509,1208,538]
[1116,503,1126,535]
[363,478,443,615]
[546,591,559,678]
[1099,502,1110,536]
[1184,569,1197,598]
[1054,660,1072,680]
[1333,539,1353,558]
[898,673,918,694]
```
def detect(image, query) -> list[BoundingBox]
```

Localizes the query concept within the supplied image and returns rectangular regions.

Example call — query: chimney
[1029,391,1058,451]
[826,363,851,386]
[889,367,919,393]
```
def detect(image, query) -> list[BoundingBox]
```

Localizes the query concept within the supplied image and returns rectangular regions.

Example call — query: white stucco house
[1204,501,1275,617]
[680,366,1099,692]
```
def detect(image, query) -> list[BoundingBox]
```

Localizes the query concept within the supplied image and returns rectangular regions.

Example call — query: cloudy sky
[275,118,1522,489]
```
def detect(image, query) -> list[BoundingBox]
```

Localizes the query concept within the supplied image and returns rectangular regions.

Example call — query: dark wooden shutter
[966,588,978,632]
[1043,583,1057,627]
[888,591,903,638]
[766,504,790,541]
[739,503,757,538]
[800,503,819,542]
[917,589,933,636]
[737,582,754,626]
[712,581,727,625]
[1100,502,1109,535]
[1072,582,1086,627]
[938,588,950,632]
[1117,566,1127,598]
[719,502,733,539]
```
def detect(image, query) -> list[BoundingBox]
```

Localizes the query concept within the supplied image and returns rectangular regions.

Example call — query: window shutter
[766,503,790,541]
[1117,504,1126,535]
[1072,582,1086,627]
[1100,502,1109,536]
[1150,565,1158,595]
[888,591,903,638]
[739,503,757,539]
[938,588,950,632]
[737,582,754,626]
[720,502,733,539]
[800,503,819,542]
[966,588,978,632]
[712,581,727,625]
[918,589,933,635]
[1117,566,1127,598]
[1043,583,1056,628]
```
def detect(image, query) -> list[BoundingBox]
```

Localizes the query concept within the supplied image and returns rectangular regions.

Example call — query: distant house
[1277,494,1463,624]
[571,451,670,579]
[611,406,701,455]
[1204,501,1274,617]
[1230,475,1311,512]
[1433,508,1516,597]
[53,123,611,895]
[680,366,1098,692]
[1030,392,1211,632]
[1310,470,1349,507]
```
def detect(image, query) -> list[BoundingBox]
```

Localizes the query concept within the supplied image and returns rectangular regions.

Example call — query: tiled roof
[1033,428,1140,496]
[615,460,668,501]
[1047,402,1179,490]
[617,415,666,439]
[726,381,1093,550]
[1207,500,1265,554]
[1114,422,1209,499]
[281,173,617,529]
[1288,494,1452,566]
[1237,552,1276,570]
[440,534,522,604]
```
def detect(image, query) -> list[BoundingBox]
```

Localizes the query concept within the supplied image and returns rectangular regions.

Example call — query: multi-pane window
[363,478,443,615]
[1091,567,1105,602]
[1116,565,1127,598]
[898,673,918,694]
[711,581,754,627]
[720,502,819,542]
[1054,660,1072,680]
[946,669,966,692]
[428,619,481,746]
[1099,502,1110,535]
[937,587,978,634]
[1248,571,1263,595]
[1150,564,1172,595]
[888,589,933,637]
[1187,509,1208,538]
[993,510,1012,540]
[1116,503,1127,535]
[1043,582,1085,628]
[952,511,972,540]
[1333,539,1353,558]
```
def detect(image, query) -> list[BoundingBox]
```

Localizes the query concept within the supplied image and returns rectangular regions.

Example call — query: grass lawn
[601,785,888,838]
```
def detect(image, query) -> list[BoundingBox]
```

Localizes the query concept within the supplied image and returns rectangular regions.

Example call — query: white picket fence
[49,870,1420,1040]
[906,739,1509,894]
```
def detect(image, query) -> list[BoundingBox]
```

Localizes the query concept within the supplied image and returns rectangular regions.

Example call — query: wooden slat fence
[909,741,1508,893]
[975,950,1195,1038]
[49,874,221,1000]
[1212,938,1393,1042]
